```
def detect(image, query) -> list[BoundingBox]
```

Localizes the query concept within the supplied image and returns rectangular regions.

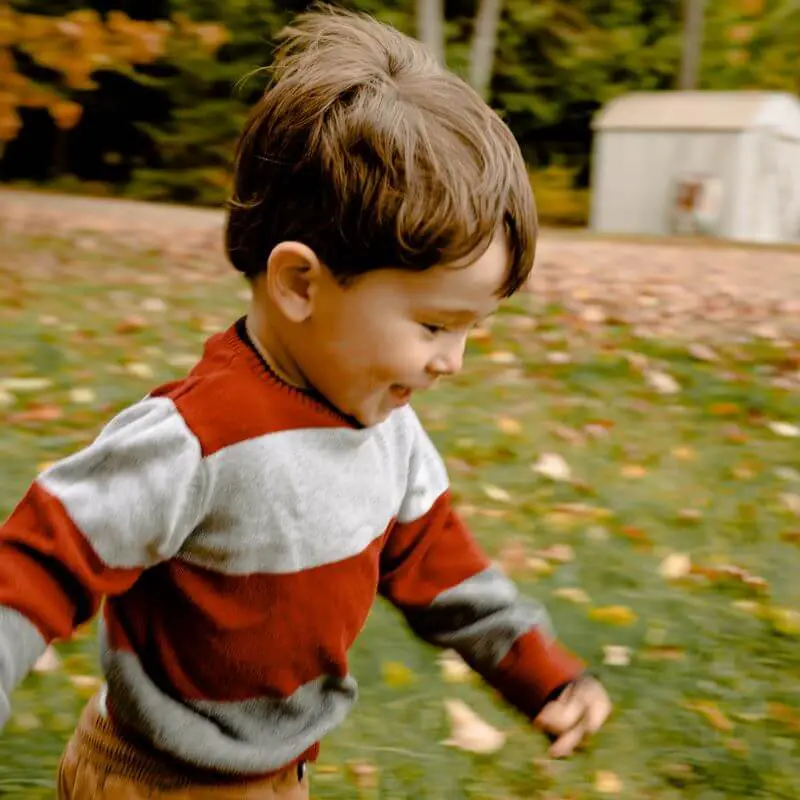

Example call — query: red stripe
[104,535,387,701]
[379,492,489,607]
[490,629,585,718]
[0,483,141,641]
[151,326,351,457]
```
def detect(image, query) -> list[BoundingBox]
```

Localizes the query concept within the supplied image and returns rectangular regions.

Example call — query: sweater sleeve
[379,411,584,719]
[0,396,208,729]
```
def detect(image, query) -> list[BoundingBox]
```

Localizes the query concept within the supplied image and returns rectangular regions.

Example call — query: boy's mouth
[389,384,413,403]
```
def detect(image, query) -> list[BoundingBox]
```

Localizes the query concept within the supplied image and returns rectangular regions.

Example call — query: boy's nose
[428,339,465,377]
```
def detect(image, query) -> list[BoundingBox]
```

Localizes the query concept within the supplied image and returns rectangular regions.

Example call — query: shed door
[754,132,781,243]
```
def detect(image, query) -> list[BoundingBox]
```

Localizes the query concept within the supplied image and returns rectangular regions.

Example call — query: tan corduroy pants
[57,695,310,799]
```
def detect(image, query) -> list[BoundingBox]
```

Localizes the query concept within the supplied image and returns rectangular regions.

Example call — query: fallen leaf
[581,305,606,324]
[768,421,800,438]
[659,552,692,580]
[687,343,719,362]
[115,315,147,334]
[781,493,800,516]
[346,761,379,790]
[526,557,555,575]
[589,605,638,626]
[11,405,63,422]
[621,464,648,479]
[69,674,103,698]
[443,699,506,754]
[709,402,741,416]
[603,645,631,667]
[488,351,517,364]
[497,538,528,574]
[691,563,769,592]
[671,445,696,461]
[125,362,154,379]
[0,377,53,392]
[381,661,416,688]
[553,587,591,604]
[595,770,623,794]
[496,416,523,435]
[769,607,800,636]
[642,645,686,661]
[535,544,575,563]
[32,646,62,673]
[483,484,512,503]
[438,651,473,684]
[774,466,800,483]
[141,297,167,312]
[533,453,572,482]
[685,700,734,732]
[0,389,15,408]
[645,370,681,395]
[69,387,96,404]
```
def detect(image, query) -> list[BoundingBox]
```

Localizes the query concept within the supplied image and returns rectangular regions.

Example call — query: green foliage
[1,0,799,212]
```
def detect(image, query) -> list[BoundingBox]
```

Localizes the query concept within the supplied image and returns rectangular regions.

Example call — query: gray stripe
[101,629,357,773]
[397,409,450,524]
[178,407,445,575]
[38,397,208,568]
[0,607,47,728]
[406,566,553,673]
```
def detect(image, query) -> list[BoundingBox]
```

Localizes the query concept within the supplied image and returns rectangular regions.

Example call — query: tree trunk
[468,0,503,98]
[679,0,706,90]
[416,0,445,64]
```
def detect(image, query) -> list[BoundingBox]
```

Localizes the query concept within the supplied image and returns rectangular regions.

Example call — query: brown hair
[226,4,536,297]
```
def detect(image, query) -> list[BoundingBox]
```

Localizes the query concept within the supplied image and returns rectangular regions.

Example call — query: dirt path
[2,188,799,341]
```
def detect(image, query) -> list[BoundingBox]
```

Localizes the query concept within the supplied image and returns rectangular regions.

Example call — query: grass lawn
[1,230,799,799]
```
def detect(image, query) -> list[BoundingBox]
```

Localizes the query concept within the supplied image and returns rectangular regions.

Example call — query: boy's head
[226,5,537,427]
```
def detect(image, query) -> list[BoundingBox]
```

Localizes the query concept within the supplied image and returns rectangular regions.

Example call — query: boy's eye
[422,323,446,334]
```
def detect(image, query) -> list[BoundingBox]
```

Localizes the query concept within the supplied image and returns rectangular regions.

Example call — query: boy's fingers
[535,695,584,735]
[584,689,612,734]
[547,720,585,759]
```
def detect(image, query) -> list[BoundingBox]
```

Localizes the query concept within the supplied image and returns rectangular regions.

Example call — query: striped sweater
[0,319,582,775]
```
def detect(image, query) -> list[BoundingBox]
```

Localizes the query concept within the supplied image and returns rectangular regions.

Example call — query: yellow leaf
[438,651,473,684]
[659,552,692,580]
[685,700,734,732]
[589,605,638,626]
[482,484,512,503]
[672,445,696,461]
[346,761,379,790]
[125,362,154,379]
[496,416,522,435]
[595,770,623,794]
[381,661,416,688]
[69,387,96,404]
[602,645,631,667]
[621,464,648,479]
[553,587,590,605]
[535,544,575,563]
[443,699,506,754]
[769,608,800,636]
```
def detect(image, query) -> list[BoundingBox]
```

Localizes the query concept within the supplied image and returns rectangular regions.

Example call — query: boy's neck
[245,307,307,391]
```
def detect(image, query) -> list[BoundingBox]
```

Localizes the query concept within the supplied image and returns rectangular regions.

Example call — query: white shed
[589,91,800,244]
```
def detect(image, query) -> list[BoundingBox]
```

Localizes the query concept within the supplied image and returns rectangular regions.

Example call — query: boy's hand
[534,675,611,758]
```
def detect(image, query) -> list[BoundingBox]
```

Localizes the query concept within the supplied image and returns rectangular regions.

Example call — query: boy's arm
[380,412,584,720]
[0,396,208,728]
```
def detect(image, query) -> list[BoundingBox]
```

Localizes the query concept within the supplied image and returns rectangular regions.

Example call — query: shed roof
[593,91,800,138]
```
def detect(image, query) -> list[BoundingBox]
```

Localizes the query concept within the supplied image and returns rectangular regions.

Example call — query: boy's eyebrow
[418,307,494,323]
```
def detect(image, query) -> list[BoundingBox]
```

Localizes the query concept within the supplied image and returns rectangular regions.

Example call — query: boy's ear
[265,242,323,323]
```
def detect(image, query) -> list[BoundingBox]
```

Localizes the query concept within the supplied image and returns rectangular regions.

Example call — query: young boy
[0,7,610,798]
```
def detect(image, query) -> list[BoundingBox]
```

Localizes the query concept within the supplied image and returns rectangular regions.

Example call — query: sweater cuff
[488,628,585,719]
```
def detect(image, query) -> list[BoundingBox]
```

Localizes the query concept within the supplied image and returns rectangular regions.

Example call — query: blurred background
[1,0,798,230]
[1,2,799,799]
